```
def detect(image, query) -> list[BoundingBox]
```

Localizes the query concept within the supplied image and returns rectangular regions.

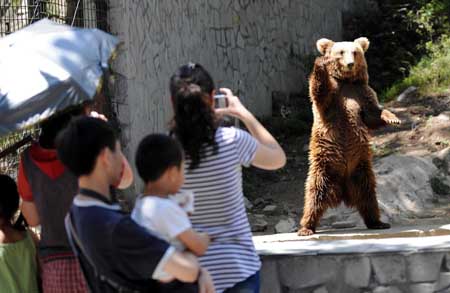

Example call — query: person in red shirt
[18,104,132,293]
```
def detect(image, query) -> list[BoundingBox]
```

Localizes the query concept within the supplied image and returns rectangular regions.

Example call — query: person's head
[39,102,92,149]
[135,134,184,195]
[0,174,20,226]
[55,116,123,185]
[169,63,218,170]
[169,63,215,99]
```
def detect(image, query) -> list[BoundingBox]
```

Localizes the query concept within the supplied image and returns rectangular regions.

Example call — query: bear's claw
[381,109,401,125]
[297,228,315,236]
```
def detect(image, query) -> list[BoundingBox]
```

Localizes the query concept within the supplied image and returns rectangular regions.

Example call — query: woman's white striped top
[181,126,261,293]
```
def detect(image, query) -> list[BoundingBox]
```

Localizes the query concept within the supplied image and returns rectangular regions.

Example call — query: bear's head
[316,37,369,82]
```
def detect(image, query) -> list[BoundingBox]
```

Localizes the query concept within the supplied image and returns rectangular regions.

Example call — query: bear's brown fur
[298,37,400,236]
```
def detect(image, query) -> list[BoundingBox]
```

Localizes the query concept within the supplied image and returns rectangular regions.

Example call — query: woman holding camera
[169,63,286,293]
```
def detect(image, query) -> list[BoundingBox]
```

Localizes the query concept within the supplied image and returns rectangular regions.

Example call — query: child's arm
[177,229,210,256]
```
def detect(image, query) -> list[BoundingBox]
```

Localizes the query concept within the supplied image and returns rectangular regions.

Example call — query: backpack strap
[65,214,138,293]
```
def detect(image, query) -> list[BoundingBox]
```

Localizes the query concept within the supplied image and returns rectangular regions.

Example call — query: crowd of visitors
[0,63,286,293]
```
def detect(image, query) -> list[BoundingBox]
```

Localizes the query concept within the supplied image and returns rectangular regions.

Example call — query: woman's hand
[214,88,286,170]
[214,88,250,121]
[89,111,108,121]
[198,268,215,293]
[116,154,133,189]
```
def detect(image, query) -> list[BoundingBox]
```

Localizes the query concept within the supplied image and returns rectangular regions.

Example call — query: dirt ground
[243,90,450,235]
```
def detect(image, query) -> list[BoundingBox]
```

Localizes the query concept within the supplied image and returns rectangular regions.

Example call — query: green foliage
[408,0,450,43]
[383,34,450,99]
[11,0,22,7]
[344,0,450,101]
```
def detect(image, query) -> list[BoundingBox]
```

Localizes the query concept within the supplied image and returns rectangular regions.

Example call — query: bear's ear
[316,38,334,55]
[354,37,370,52]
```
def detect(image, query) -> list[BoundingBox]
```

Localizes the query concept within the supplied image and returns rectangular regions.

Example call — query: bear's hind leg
[298,171,342,236]
[298,194,327,236]
[348,160,390,230]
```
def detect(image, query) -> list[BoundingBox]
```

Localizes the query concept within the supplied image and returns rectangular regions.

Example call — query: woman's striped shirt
[181,126,261,293]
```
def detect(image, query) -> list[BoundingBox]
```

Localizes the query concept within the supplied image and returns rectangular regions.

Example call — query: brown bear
[298,37,401,236]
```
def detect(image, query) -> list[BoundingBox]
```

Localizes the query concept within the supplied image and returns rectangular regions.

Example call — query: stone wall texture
[107,0,371,187]
[261,252,450,293]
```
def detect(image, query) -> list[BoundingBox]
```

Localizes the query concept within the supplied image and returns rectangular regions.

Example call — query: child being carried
[131,134,210,282]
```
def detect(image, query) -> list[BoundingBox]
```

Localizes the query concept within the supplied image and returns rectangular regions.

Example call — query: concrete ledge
[254,225,450,293]
[255,225,450,256]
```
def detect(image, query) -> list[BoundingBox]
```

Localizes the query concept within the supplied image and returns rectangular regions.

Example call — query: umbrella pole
[71,0,82,26]
[30,0,43,24]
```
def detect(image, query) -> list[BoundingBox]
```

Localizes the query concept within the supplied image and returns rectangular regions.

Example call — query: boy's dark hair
[135,134,184,183]
[39,103,91,149]
[56,116,118,177]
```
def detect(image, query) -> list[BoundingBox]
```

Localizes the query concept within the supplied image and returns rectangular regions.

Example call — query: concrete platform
[253,225,450,293]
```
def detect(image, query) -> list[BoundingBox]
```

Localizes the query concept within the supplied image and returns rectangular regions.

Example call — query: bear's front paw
[366,221,391,230]
[381,109,401,125]
[297,227,315,236]
[314,56,335,68]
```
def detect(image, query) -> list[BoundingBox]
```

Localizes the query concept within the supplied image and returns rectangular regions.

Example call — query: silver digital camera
[213,94,227,109]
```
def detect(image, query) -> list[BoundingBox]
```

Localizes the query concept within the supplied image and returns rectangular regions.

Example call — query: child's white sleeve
[154,201,192,239]
[169,190,194,213]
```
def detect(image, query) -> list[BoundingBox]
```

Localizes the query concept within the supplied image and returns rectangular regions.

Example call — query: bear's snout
[342,53,355,71]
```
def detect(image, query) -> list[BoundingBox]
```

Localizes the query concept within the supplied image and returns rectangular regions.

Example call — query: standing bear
[298,37,401,236]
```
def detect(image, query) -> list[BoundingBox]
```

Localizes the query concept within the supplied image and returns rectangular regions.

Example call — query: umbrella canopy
[0,18,119,137]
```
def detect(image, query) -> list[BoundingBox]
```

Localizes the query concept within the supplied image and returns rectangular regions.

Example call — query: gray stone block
[313,286,328,293]
[409,283,435,293]
[278,256,339,289]
[436,272,450,292]
[444,253,450,271]
[286,289,313,293]
[344,256,371,288]
[260,258,281,293]
[371,255,407,285]
[263,204,278,213]
[275,218,296,233]
[372,286,403,293]
[406,252,443,282]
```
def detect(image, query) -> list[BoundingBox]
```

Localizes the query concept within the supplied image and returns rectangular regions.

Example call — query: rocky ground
[244,88,450,235]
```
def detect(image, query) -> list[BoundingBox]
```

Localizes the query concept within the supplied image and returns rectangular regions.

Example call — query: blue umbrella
[0,18,119,137]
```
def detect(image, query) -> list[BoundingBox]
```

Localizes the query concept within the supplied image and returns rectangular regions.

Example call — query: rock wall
[107,0,372,189]
[255,230,450,293]
[261,251,450,293]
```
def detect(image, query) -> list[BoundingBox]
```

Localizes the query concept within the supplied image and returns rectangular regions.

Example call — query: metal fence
[0,0,108,178]
[0,0,108,36]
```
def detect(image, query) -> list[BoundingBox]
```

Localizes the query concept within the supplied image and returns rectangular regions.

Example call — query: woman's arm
[215,88,286,170]
[177,229,210,256]
[20,201,40,227]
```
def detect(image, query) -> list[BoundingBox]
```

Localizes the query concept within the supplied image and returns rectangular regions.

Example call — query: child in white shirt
[131,134,210,281]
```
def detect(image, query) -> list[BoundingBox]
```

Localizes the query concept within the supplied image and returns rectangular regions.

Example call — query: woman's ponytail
[172,83,218,169]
